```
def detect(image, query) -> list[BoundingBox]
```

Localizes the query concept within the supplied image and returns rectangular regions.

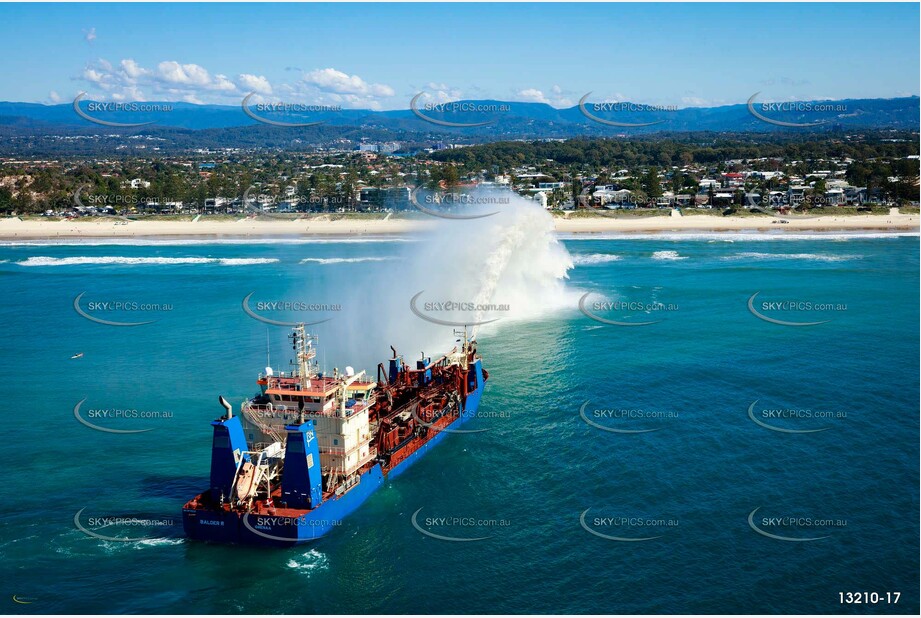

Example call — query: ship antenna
[266,329,271,371]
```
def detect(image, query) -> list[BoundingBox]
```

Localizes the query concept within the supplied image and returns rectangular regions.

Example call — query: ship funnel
[218,395,233,419]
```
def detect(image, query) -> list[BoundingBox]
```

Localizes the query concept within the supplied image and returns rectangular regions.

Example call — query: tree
[810,178,827,206]
[644,167,662,198]
[442,164,460,191]
[0,186,13,213]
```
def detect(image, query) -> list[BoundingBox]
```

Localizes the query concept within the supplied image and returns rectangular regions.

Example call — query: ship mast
[453,326,472,369]
[289,324,318,387]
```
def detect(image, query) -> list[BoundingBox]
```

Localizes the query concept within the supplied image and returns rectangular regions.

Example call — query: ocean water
[1,230,917,614]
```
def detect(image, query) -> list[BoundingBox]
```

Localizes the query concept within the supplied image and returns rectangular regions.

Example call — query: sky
[0,2,918,110]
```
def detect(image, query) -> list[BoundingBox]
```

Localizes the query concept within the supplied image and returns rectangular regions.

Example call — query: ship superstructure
[183,324,488,546]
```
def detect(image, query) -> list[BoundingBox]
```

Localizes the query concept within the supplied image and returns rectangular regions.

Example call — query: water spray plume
[320,190,575,369]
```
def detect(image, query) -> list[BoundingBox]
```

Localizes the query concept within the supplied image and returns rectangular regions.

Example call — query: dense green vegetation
[1,132,917,214]
[429,133,919,172]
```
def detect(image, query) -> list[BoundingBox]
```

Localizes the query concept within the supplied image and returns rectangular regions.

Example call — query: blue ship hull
[183,359,485,547]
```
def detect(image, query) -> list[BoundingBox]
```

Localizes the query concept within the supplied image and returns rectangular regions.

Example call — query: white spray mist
[317,190,575,373]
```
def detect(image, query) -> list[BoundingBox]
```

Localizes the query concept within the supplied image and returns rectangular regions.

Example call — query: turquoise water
[1,233,918,614]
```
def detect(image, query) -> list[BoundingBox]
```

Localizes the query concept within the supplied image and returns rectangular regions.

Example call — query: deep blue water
[1,233,918,614]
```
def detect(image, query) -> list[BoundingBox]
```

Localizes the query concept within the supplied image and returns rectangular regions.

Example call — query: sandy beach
[554,209,919,234]
[0,210,917,240]
[0,216,429,239]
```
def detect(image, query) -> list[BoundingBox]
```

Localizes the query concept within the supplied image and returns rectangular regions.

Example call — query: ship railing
[243,402,336,419]
[251,442,282,454]
[356,448,377,469]
[318,437,372,457]
[240,405,286,444]
[333,472,362,497]
[319,446,377,472]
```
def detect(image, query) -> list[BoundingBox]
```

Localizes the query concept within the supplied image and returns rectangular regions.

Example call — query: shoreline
[0,212,917,240]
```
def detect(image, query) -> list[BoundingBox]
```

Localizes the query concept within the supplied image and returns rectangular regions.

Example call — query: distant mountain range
[0,96,916,155]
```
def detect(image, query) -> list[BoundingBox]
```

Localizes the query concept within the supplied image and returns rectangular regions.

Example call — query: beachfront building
[204,197,234,213]
[823,188,846,206]
[787,186,807,206]
[721,173,745,189]
[699,179,720,191]
[592,187,632,207]
[712,192,735,207]
[768,191,786,208]
[844,186,868,205]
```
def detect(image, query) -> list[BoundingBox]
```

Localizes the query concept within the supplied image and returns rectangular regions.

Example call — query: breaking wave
[572,253,622,265]
[651,250,688,261]
[16,256,280,267]
[300,257,395,265]
[0,236,413,247]
[722,252,860,262]
[558,232,916,242]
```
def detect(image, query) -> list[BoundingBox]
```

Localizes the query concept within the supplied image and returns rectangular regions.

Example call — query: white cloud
[238,74,273,95]
[277,68,395,109]
[517,88,550,104]
[110,85,146,103]
[156,61,216,88]
[120,59,148,80]
[302,68,394,98]
[75,59,394,108]
[516,87,573,108]
[82,67,107,85]
[83,27,96,43]
[594,92,627,103]
[47,91,62,104]
[414,82,464,105]
[681,96,709,107]
[78,58,256,102]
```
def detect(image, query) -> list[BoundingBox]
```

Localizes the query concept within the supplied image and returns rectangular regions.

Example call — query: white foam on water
[0,236,413,247]
[16,256,279,266]
[19,256,211,266]
[300,257,395,265]
[723,252,860,262]
[217,258,279,265]
[132,538,185,549]
[557,231,917,242]
[287,548,329,574]
[651,250,688,261]
[572,253,622,265]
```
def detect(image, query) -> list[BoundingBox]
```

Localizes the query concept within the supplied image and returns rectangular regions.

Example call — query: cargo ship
[183,324,488,546]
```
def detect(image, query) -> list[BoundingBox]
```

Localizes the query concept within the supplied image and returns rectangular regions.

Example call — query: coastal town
[0,135,918,222]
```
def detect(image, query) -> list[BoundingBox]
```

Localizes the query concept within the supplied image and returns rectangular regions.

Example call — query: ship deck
[184,401,463,518]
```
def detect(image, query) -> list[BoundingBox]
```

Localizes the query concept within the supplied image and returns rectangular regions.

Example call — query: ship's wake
[320,190,574,370]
